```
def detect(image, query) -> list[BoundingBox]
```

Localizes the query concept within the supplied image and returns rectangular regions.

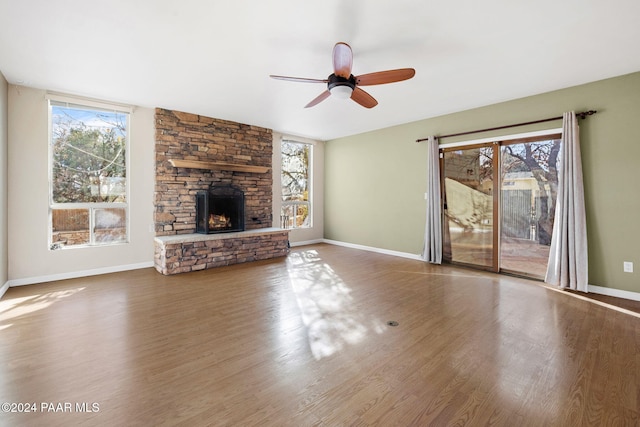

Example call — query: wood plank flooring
[1,244,639,426]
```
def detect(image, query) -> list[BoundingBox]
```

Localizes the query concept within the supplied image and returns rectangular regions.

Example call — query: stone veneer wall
[154,108,273,235]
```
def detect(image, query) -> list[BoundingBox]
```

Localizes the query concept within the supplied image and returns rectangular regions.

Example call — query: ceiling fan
[270,42,415,109]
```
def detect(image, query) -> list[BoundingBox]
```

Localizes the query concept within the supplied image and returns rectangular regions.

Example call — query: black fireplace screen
[196,184,245,234]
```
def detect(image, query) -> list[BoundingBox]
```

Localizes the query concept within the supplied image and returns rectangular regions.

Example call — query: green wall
[325,71,640,293]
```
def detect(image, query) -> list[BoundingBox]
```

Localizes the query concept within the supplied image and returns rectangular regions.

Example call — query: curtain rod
[416,110,597,142]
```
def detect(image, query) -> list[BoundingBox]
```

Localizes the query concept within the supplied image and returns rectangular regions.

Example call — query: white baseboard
[322,239,422,261]
[289,238,324,247]
[588,284,640,302]
[7,262,155,288]
[0,281,9,300]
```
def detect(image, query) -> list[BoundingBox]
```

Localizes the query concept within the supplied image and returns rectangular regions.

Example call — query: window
[48,98,129,249]
[281,140,311,229]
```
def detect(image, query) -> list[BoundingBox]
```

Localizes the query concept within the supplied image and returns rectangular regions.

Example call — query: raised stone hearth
[154,228,289,275]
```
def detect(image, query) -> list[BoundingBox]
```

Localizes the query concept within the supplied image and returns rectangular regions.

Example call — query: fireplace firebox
[196,184,245,234]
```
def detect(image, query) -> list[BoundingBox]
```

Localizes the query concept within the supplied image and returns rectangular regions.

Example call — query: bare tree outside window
[502,139,560,245]
[281,140,311,229]
[51,106,127,203]
[49,101,129,248]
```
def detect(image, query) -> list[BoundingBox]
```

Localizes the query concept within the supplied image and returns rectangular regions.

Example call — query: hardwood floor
[1,244,639,426]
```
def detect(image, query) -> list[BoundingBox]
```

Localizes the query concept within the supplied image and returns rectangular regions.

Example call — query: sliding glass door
[442,134,562,279]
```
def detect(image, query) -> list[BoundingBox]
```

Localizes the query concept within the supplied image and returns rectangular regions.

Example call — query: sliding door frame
[439,128,562,277]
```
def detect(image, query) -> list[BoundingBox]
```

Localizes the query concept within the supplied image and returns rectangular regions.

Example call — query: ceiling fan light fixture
[330,85,353,99]
[327,73,356,100]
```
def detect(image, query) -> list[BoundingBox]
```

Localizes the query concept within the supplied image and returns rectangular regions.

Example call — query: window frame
[280,139,313,229]
[47,95,131,250]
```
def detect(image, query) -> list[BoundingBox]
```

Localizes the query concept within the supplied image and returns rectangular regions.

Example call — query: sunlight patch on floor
[286,250,370,360]
[0,287,86,325]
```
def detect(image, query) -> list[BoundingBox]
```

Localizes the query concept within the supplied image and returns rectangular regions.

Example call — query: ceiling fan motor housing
[328,73,356,91]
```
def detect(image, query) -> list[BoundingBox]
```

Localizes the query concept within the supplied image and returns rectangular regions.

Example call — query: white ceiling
[1,0,640,141]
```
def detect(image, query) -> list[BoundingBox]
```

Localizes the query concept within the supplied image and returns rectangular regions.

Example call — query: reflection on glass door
[441,134,562,279]
[442,144,496,270]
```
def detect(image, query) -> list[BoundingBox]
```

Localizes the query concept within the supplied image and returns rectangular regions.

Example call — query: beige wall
[272,132,324,244]
[0,74,7,289]
[8,86,156,282]
[325,71,640,293]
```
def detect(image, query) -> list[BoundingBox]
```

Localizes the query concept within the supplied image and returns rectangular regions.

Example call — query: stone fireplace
[153,108,289,275]
[154,109,274,234]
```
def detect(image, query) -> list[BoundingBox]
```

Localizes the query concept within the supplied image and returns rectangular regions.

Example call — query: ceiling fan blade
[351,87,378,108]
[332,42,353,78]
[356,68,416,86]
[305,90,331,108]
[270,75,328,84]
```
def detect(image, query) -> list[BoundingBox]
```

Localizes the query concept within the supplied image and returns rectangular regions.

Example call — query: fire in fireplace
[196,184,245,234]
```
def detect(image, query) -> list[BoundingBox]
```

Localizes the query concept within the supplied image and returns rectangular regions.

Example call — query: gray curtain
[422,136,442,264]
[545,111,589,291]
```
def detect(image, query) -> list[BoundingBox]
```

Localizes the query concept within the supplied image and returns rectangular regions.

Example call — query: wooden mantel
[168,159,269,174]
